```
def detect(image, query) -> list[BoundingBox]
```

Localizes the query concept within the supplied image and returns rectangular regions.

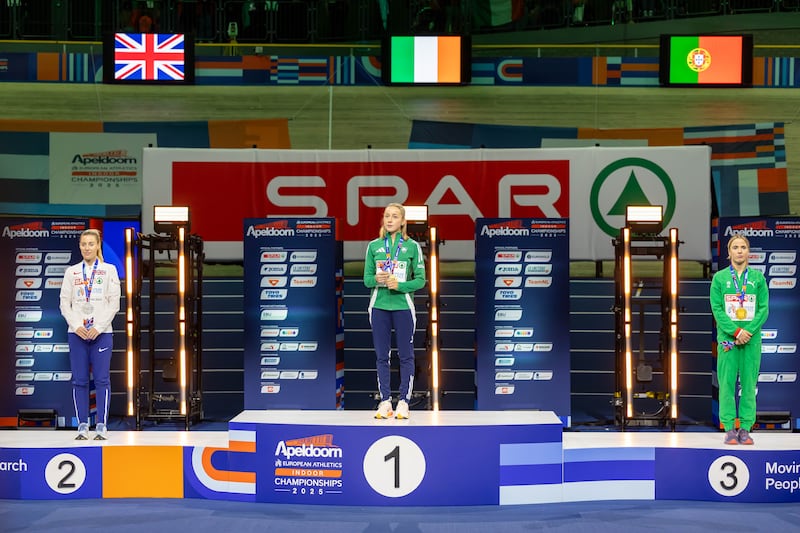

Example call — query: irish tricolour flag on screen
[389,36,462,84]
[668,35,744,85]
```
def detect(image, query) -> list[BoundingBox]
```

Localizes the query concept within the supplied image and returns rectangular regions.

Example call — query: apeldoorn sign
[142,147,711,261]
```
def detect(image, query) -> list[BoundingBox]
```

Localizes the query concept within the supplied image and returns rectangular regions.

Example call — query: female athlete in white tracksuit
[59,228,120,440]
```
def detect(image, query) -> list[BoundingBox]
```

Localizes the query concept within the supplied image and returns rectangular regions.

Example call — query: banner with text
[242,218,344,409]
[474,218,570,420]
[0,217,88,427]
[48,132,156,205]
[142,146,711,262]
[713,217,800,429]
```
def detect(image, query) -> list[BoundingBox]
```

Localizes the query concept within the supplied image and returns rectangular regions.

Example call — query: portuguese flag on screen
[390,36,462,83]
[669,35,744,84]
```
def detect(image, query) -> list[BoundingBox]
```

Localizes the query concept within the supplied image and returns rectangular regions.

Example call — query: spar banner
[48,132,156,205]
[474,218,570,419]
[141,146,712,262]
[713,217,800,428]
[0,217,88,427]
[243,218,344,409]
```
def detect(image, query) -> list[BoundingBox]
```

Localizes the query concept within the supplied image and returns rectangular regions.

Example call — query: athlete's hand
[75,326,90,340]
[736,329,753,344]
[375,271,389,284]
[386,276,399,290]
[85,328,100,341]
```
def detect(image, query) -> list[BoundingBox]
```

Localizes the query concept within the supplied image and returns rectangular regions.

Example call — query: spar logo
[3,222,50,239]
[275,434,343,459]
[724,221,774,238]
[260,251,288,263]
[248,220,295,238]
[16,252,43,263]
[687,47,711,72]
[72,149,137,165]
[590,158,676,238]
[494,251,523,262]
[480,219,530,237]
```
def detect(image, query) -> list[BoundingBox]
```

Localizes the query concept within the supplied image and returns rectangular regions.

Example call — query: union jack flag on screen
[114,33,186,81]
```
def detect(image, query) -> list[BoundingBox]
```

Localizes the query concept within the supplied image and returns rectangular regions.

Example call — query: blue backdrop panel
[243,218,343,409]
[714,217,800,429]
[474,218,571,420]
[0,217,88,427]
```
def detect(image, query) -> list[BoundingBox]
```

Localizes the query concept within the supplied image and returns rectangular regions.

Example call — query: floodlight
[625,205,663,234]
[405,205,429,235]
[154,206,190,234]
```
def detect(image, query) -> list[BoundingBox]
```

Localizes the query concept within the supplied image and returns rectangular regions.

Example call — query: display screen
[659,34,752,87]
[103,33,195,84]
[382,35,471,85]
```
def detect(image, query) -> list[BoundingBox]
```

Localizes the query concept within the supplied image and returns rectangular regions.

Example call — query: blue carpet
[2,498,799,532]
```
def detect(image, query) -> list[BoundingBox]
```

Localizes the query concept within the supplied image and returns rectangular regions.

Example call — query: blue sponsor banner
[0,217,88,427]
[17,447,103,500]
[657,448,800,502]
[228,412,563,505]
[243,218,343,409]
[474,218,571,420]
[714,217,800,429]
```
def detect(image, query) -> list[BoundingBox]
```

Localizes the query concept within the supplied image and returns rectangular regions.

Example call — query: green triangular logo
[607,170,653,216]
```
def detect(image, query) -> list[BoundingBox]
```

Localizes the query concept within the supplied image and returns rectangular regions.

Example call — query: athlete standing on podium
[364,203,426,419]
[59,229,121,440]
[710,233,769,445]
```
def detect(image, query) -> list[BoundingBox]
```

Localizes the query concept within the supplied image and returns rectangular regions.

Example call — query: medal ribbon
[82,259,98,304]
[382,235,403,273]
[729,265,748,308]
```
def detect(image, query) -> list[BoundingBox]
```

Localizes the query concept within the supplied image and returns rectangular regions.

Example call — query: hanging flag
[472,0,525,28]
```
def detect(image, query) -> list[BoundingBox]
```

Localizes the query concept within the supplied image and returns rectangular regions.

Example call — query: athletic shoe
[395,400,410,420]
[75,423,89,441]
[738,428,754,445]
[374,400,393,419]
[724,429,739,445]
[94,422,108,441]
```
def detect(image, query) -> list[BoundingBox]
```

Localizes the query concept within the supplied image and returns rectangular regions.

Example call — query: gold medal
[735,307,747,319]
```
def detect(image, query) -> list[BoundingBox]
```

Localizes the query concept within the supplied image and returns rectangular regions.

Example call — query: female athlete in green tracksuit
[363,203,426,420]
[710,233,769,445]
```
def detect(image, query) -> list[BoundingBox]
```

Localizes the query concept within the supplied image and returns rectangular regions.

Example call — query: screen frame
[103,32,196,85]
[381,34,472,86]
[659,34,753,88]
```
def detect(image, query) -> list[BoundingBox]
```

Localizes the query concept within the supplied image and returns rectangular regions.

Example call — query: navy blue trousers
[370,308,416,402]
[68,332,112,425]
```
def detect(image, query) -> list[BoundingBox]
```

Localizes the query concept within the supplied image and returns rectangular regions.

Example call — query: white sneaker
[94,422,108,440]
[395,400,410,419]
[374,400,394,419]
[75,422,89,440]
